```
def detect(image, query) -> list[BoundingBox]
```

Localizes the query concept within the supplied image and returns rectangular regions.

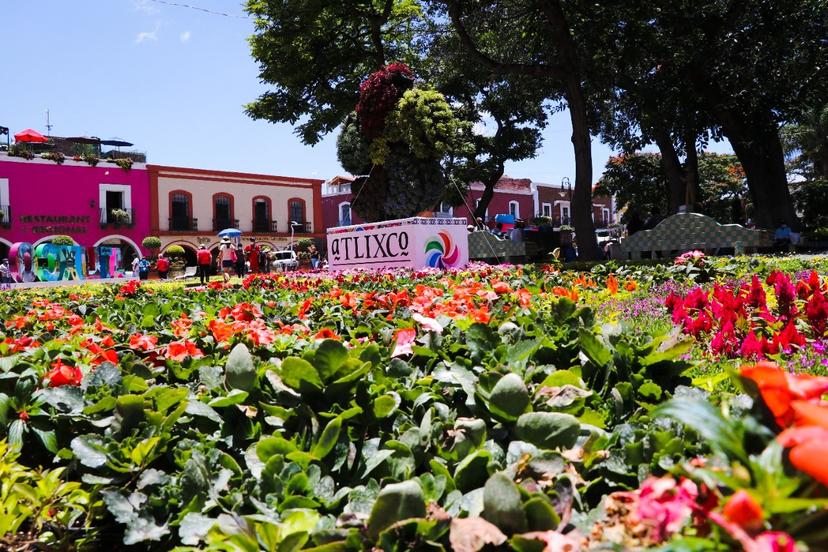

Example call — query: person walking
[218,238,236,283]
[0,259,12,284]
[247,238,260,273]
[155,254,170,280]
[196,244,213,285]
[309,244,320,269]
[235,243,246,278]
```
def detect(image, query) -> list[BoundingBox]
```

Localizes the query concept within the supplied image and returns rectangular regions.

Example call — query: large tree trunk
[651,126,686,214]
[566,80,602,260]
[473,168,503,223]
[718,109,797,229]
[684,132,700,209]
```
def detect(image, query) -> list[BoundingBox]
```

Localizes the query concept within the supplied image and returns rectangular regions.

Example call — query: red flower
[165,340,204,362]
[606,274,619,295]
[45,359,83,387]
[129,333,158,351]
[722,490,764,532]
[391,327,416,358]
[18,410,29,422]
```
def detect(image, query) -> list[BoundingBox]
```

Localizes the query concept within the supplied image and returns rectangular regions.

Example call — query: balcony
[169,217,198,232]
[252,219,278,232]
[99,208,134,228]
[0,205,9,228]
[213,218,239,232]
[289,221,311,234]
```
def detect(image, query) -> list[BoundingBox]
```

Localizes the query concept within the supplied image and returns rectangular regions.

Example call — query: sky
[1,0,733,184]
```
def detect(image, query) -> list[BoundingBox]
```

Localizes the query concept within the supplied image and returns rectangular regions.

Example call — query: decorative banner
[326,217,469,271]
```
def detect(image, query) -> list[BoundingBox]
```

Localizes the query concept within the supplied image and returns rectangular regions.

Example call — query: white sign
[326,217,469,271]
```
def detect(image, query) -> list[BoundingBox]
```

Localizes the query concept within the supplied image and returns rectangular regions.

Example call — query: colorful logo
[425,231,460,269]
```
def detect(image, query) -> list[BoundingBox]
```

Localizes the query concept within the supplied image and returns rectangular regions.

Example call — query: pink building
[0,153,151,267]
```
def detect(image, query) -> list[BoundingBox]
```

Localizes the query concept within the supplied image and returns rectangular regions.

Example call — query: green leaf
[130,436,160,465]
[654,398,748,464]
[524,496,560,531]
[179,513,216,546]
[36,386,85,414]
[71,434,108,468]
[257,436,297,461]
[32,427,58,453]
[372,393,400,419]
[515,412,580,450]
[280,357,323,394]
[454,449,492,492]
[488,373,530,421]
[208,389,249,407]
[225,343,257,391]
[312,416,343,459]
[482,472,527,535]
[88,362,122,388]
[367,481,426,540]
[578,328,612,367]
[314,339,349,381]
[185,399,223,424]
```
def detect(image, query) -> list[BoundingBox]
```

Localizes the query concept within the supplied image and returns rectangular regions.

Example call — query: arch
[169,189,194,231]
[212,192,235,230]
[0,237,11,265]
[0,237,13,249]
[287,197,307,226]
[33,235,79,246]
[162,241,198,268]
[92,234,142,255]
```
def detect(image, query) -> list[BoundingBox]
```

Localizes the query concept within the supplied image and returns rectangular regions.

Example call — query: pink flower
[412,313,443,334]
[391,328,416,358]
[754,531,799,552]
[618,476,699,543]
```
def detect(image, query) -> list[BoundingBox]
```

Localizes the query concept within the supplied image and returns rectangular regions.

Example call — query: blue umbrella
[217,228,242,238]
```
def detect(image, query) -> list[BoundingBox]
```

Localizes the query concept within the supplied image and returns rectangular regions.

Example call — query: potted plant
[110,209,131,226]
[83,153,100,167]
[41,152,65,165]
[558,224,574,245]
[51,235,75,246]
[142,236,162,259]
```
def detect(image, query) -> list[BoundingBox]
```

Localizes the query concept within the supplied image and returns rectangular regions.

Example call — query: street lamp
[289,220,301,251]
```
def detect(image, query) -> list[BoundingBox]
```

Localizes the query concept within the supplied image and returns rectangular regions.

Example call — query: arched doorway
[94,235,142,274]
[163,242,197,269]
[0,238,11,264]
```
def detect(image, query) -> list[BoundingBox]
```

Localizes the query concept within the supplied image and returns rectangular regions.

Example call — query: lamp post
[289,221,302,251]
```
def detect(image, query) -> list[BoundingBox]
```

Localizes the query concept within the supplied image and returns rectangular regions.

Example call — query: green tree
[245,0,548,222]
[595,152,749,225]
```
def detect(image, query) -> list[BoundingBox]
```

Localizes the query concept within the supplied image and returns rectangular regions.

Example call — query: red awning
[14,128,49,143]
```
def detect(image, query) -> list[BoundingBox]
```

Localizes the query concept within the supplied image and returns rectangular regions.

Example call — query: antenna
[45,109,53,136]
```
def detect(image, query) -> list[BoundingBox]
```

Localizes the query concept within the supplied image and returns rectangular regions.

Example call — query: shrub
[112,158,133,170]
[8,144,34,160]
[141,236,162,250]
[294,238,314,252]
[51,235,74,246]
[164,245,186,257]
[529,216,554,227]
[41,152,65,165]
[110,209,130,224]
[83,153,99,166]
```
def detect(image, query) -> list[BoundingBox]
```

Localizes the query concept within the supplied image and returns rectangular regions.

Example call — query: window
[541,202,552,217]
[288,198,306,230]
[339,202,352,226]
[603,208,610,223]
[213,193,234,230]
[0,178,9,227]
[252,197,272,232]
[436,201,453,218]
[169,190,192,231]
[99,184,132,225]
[560,202,570,224]
[508,201,519,218]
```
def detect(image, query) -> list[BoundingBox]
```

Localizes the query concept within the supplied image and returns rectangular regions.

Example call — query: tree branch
[446,2,564,80]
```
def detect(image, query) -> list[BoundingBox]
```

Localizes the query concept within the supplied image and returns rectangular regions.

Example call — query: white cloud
[136,22,161,44]
[134,0,159,15]
[135,29,158,44]
[180,31,192,43]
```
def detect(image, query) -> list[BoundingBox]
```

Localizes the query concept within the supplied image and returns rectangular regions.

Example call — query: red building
[534,181,614,228]
[321,176,541,229]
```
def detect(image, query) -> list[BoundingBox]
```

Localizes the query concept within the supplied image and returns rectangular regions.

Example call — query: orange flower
[789,439,828,487]
[722,491,764,532]
[791,401,828,430]
[606,274,619,295]
[624,279,638,292]
[129,333,158,351]
[741,362,828,428]
[314,328,340,341]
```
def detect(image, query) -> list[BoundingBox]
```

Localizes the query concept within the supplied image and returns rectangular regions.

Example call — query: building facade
[534,181,614,228]
[0,153,150,267]
[149,164,324,263]
[321,175,615,230]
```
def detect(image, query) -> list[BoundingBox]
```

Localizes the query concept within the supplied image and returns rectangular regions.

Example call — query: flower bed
[0,257,826,550]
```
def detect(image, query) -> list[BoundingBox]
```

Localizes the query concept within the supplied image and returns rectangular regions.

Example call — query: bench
[469,231,538,263]
[621,213,773,260]
[174,266,198,280]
